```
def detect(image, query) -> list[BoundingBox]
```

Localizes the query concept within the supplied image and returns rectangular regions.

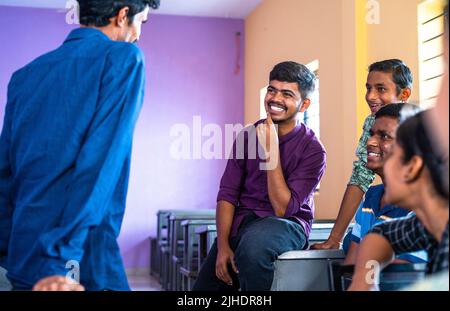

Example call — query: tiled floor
[128,273,162,291]
[2,267,163,291]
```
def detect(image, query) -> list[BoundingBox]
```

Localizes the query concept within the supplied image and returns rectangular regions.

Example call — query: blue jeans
[192,213,307,291]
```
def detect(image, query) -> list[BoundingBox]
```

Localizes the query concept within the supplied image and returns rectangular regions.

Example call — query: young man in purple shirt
[193,61,327,291]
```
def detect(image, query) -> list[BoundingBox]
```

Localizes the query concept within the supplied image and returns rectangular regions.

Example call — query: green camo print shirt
[348,114,376,193]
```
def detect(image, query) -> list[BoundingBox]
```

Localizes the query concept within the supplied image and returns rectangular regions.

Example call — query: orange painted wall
[245,0,422,219]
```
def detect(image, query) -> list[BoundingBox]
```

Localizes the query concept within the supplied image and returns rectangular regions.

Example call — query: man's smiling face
[264,80,303,124]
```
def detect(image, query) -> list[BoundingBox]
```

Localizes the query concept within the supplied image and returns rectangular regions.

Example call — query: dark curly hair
[374,103,421,120]
[396,111,449,200]
[369,59,413,96]
[269,61,316,100]
[77,0,160,27]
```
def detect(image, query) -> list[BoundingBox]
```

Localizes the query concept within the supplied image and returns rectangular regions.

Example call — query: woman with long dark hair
[349,110,449,290]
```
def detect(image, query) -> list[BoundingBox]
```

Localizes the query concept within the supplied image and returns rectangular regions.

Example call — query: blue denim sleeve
[0,77,16,260]
[37,44,146,276]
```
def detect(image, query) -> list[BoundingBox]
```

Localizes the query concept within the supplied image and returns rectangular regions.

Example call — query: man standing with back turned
[0,0,160,291]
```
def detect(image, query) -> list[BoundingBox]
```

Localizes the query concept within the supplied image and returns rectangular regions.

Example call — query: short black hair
[269,61,316,100]
[396,111,448,200]
[375,103,420,120]
[77,0,160,27]
[369,59,413,95]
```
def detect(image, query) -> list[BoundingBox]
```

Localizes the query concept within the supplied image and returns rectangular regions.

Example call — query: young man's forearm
[216,200,236,250]
[267,153,291,217]
[329,185,364,242]
[349,234,395,291]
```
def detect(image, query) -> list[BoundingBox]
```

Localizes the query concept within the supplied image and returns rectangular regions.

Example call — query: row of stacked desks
[150,210,338,291]
[179,222,217,291]
[150,214,425,291]
[150,210,217,291]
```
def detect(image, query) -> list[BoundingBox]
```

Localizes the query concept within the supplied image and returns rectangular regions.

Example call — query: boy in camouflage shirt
[313,59,413,249]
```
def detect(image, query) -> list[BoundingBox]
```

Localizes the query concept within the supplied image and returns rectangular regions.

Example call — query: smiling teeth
[271,106,284,112]
[368,152,381,157]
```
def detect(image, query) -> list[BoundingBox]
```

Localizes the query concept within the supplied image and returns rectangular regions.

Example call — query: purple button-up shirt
[217,120,326,239]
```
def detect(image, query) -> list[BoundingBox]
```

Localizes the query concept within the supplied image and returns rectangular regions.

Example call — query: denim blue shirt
[0,28,146,290]
[350,184,428,263]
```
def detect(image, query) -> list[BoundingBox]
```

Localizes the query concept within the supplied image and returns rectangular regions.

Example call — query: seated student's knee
[234,235,275,270]
[247,216,307,245]
[262,216,303,231]
[234,218,302,262]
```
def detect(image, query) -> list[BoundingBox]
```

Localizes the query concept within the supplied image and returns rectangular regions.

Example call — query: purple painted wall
[0,6,244,269]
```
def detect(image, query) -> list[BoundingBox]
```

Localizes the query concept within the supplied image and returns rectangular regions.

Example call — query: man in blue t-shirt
[343,103,427,265]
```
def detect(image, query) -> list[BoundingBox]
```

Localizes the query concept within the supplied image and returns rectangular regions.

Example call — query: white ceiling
[0,0,263,18]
